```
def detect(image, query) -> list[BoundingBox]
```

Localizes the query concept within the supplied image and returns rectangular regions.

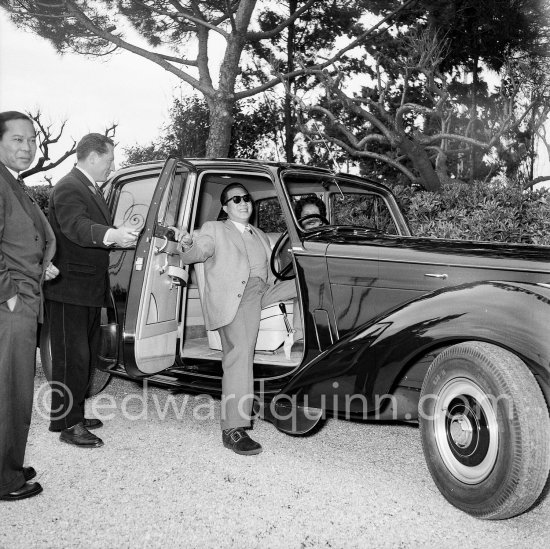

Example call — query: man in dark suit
[0,111,58,501]
[45,133,137,447]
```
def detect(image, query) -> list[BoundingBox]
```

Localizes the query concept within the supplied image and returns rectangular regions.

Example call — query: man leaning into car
[44,133,138,448]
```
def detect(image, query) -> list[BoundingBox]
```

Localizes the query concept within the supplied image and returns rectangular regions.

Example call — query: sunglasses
[224,194,252,205]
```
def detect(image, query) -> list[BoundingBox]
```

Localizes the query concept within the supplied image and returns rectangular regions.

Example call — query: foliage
[413,0,550,183]
[123,95,281,165]
[124,96,209,164]
[392,181,550,245]
[249,0,365,162]
[299,30,550,189]
[416,0,547,73]
[27,185,53,216]
[293,0,550,187]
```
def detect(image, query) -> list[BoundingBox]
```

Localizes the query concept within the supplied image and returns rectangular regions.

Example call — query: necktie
[88,181,111,221]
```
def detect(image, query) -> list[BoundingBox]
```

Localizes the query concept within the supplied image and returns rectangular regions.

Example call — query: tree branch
[133,0,231,39]
[527,174,550,187]
[311,133,419,182]
[64,0,214,96]
[236,0,419,101]
[20,110,77,179]
[22,144,77,178]
[247,0,317,40]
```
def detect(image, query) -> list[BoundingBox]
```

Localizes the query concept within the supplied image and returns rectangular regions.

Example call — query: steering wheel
[270,214,331,281]
[270,231,295,281]
[298,213,330,230]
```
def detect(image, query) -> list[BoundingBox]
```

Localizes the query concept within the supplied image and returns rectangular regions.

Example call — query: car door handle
[155,235,170,254]
[155,237,180,256]
[164,265,188,288]
[424,273,448,279]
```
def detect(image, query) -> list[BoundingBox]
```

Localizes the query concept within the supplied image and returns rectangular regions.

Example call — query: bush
[28,185,53,217]
[391,181,550,246]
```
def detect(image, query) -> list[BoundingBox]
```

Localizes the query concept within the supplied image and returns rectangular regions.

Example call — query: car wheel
[39,317,111,398]
[419,341,550,519]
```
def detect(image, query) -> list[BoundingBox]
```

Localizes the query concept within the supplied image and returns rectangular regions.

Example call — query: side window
[332,193,398,235]
[158,169,186,228]
[112,177,157,232]
[256,197,286,232]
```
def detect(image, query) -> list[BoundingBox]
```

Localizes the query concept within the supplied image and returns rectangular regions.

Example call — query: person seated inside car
[294,195,328,229]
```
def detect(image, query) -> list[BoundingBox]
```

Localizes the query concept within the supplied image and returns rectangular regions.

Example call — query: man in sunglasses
[176,182,296,456]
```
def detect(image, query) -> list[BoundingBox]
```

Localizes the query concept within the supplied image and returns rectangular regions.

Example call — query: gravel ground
[1,361,549,549]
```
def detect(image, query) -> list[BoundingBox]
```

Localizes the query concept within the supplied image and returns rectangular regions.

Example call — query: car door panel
[325,244,379,337]
[124,158,194,375]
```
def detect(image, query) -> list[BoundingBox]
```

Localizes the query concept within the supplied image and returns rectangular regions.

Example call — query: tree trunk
[204,0,257,158]
[284,0,297,163]
[435,147,459,186]
[469,55,479,181]
[399,137,441,191]
[205,97,235,157]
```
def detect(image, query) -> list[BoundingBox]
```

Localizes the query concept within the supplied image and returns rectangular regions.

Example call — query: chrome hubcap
[449,414,473,448]
[433,378,499,484]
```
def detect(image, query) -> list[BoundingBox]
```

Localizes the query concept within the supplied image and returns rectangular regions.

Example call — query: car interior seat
[193,261,294,352]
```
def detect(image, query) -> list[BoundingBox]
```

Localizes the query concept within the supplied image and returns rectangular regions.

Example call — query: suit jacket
[44,167,114,307]
[0,163,56,322]
[180,220,274,330]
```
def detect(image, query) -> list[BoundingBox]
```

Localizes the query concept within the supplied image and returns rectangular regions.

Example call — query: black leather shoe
[83,418,103,430]
[49,418,103,432]
[60,422,104,448]
[0,482,42,501]
[23,467,36,481]
[222,428,262,455]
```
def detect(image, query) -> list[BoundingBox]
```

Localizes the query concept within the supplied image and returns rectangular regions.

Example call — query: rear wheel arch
[368,282,550,403]
[392,346,449,390]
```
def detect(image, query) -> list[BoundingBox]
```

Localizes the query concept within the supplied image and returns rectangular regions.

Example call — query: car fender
[279,281,550,414]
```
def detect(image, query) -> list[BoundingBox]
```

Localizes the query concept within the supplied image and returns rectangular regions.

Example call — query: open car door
[124,158,194,374]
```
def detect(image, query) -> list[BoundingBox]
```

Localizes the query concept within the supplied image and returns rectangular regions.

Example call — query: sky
[0,10,181,185]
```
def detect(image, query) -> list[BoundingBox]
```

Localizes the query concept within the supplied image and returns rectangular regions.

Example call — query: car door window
[112,176,157,233]
[158,168,186,228]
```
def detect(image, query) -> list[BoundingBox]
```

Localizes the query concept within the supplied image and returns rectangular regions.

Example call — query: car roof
[110,157,393,194]
[116,157,333,174]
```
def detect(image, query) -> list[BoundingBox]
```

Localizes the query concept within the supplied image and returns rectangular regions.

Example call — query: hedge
[391,181,550,246]
[27,185,52,217]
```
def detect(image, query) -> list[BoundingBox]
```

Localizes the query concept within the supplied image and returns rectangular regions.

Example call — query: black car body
[41,158,550,520]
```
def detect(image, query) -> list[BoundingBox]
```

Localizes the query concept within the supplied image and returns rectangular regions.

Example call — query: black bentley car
[41,158,550,520]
